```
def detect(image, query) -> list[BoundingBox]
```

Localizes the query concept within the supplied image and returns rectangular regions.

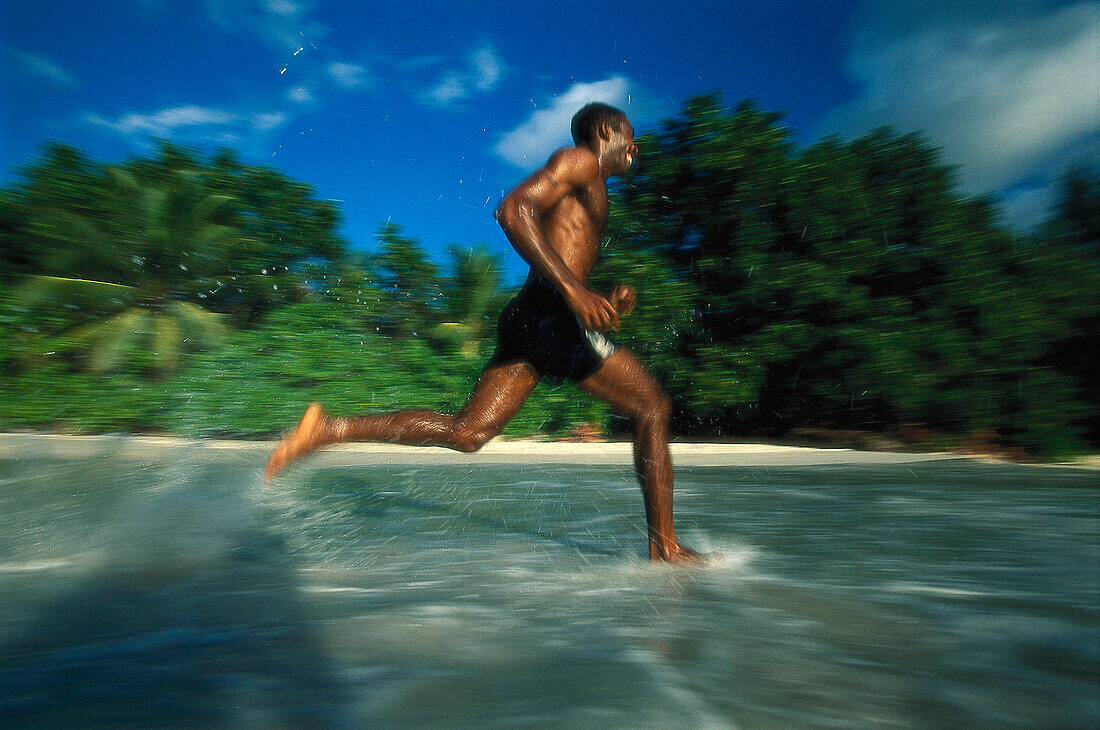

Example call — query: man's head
[571,102,636,175]
[571,102,628,146]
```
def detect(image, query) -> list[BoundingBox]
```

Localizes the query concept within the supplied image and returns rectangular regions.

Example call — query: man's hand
[610,285,636,318]
[565,285,620,332]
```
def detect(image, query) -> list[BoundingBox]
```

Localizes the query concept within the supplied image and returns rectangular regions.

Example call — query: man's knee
[636,391,672,428]
[450,424,496,453]
[656,392,673,420]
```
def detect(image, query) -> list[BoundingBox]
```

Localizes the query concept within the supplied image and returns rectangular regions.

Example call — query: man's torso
[498,152,618,381]
[537,177,608,284]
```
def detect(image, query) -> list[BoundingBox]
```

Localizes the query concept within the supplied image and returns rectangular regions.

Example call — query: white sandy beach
[0,431,993,467]
[3,432,1096,468]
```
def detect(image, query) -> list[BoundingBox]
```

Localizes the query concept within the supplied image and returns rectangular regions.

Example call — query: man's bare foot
[651,542,716,565]
[265,403,330,482]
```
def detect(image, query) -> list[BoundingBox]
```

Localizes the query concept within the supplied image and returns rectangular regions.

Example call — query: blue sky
[2,0,1096,282]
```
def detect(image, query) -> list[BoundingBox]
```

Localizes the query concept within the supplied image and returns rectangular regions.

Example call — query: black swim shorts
[490,278,617,382]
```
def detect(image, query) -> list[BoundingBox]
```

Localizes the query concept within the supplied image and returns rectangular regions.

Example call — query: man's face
[605,119,637,175]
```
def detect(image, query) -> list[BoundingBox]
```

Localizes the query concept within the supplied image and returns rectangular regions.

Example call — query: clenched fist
[610,284,636,318]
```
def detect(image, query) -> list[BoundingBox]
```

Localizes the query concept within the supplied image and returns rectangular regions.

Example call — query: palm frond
[106,167,141,193]
[194,223,246,251]
[188,193,237,226]
[17,275,135,312]
[168,300,227,347]
[86,308,151,373]
[141,186,170,247]
[152,313,182,373]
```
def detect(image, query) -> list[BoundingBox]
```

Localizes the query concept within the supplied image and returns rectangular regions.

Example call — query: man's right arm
[495,148,619,331]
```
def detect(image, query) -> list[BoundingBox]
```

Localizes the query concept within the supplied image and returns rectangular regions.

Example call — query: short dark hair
[571,102,628,145]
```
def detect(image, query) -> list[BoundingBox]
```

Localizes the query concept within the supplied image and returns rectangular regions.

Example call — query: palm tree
[435,244,510,358]
[16,164,243,375]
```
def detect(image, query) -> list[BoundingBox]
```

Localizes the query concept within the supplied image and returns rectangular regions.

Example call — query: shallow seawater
[0,446,1096,728]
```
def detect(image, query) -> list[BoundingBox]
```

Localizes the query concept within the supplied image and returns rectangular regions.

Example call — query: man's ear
[598,122,614,142]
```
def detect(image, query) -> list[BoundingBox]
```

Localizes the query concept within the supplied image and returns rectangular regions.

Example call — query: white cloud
[77,2,370,155]
[286,86,314,104]
[83,103,289,145]
[90,105,239,136]
[282,57,372,108]
[421,44,505,108]
[252,112,287,131]
[201,0,329,51]
[820,1,1099,196]
[265,0,299,17]
[1,45,77,87]
[426,72,470,106]
[493,76,632,168]
[469,46,502,92]
[328,61,371,89]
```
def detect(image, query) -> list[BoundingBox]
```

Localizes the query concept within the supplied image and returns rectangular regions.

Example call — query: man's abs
[543,196,602,281]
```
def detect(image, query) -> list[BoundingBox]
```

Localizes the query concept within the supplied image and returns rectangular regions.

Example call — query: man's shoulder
[545,146,599,181]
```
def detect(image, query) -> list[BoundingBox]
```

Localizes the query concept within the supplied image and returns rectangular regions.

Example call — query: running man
[266,103,701,563]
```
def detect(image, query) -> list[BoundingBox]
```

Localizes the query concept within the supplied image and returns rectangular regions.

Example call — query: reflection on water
[0,448,1096,728]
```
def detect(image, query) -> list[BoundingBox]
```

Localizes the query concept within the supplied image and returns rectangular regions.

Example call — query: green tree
[608,91,1097,454]
[14,161,238,374]
[202,147,345,325]
[610,94,801,428]
[1,145,105,281]
[1038,166,1100,445]
[1050,165,1100,255]
[436,243,510,358]
[0,190,34,281]
[372,222,443,339]
[4,141,347,374]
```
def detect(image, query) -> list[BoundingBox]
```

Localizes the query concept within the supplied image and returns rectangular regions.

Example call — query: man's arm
[495,148,619,331]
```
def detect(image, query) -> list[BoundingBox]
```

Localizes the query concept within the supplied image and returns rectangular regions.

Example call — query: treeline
[1,92,1096,456]
[0,142,607,437]
[597,94,1098,456]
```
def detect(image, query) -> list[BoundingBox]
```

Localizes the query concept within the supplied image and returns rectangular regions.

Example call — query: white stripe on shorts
[581,323,617,360]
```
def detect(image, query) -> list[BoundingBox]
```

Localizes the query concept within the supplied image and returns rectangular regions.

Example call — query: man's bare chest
[559,182,608,229]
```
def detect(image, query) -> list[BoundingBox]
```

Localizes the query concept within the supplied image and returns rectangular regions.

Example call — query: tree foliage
[372,222,444,338]
[604,92,1098,454]
[1,111,1097,456]
[437,243,511,358]
[2,141,345,374]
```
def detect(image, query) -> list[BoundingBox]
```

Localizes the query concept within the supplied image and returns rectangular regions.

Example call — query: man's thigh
[457,357,542,432]
[575,348,664,418]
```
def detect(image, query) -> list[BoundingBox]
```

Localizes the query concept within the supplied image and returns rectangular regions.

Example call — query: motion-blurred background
[2,1,1096,458]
